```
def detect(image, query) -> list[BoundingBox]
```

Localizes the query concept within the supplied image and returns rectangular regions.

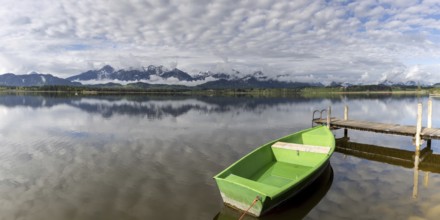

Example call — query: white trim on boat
[272,142,331,154]
[220,192,262,217]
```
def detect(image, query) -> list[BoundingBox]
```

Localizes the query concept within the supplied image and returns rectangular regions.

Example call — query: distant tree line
[0,84,431,96]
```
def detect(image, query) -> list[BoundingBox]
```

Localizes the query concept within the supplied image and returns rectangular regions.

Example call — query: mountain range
[0,72,80,87]
[66,65,198,82]
[0,65,428,89]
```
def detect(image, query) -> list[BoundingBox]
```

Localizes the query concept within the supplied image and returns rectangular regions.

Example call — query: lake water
[0,94,439,220]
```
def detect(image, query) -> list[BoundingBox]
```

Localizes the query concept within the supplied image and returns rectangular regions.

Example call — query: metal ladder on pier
[312,107,331,128]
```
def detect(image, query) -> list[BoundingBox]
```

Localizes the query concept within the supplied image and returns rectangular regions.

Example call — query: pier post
[415,103,422,151]
[344,105,348,137]
[326,106,331,128]
[428,98,432,128]
[344,105,348,120]
[427,98,432,148]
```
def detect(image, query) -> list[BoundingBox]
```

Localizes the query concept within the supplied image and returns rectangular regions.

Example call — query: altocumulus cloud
[0,0,439,84]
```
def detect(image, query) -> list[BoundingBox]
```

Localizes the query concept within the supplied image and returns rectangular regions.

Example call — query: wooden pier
[313,98,438,149]
[313,118,440,140]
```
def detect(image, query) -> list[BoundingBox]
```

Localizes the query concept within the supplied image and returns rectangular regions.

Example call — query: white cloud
[74,75,219,86]
[0,0,439,83]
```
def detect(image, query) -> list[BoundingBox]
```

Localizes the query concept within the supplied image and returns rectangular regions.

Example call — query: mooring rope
[238,196,260,220]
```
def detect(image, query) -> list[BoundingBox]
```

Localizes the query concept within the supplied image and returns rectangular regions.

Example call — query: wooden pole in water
[424,171,429,188]
[427,98,432,148]
[415,103,422,151]
[413,150,420,199]
[344,105,348,137]
[327,106,331,128]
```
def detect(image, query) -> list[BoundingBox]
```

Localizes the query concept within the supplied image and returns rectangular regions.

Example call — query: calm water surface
[0,94,439,220]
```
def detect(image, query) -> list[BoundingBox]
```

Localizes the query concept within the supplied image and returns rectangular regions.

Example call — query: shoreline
[0,87,432,97]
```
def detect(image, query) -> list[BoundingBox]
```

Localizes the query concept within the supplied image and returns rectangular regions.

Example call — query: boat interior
[218,129,333,196]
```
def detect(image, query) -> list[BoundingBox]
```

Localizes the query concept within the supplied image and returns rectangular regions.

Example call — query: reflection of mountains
[0,95,72,108]
[336,138,440,173]
[0,94,429,118]
[0,95,321,118]
[214,164,333,220]
[67,96,317,118]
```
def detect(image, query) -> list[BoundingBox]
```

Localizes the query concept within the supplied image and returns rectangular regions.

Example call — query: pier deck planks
[314,118,440,140]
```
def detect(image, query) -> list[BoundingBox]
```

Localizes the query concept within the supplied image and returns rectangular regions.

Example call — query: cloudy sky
[0,0,439,83]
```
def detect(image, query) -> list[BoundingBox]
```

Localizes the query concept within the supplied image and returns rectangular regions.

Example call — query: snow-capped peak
[100,65,115,73]
[145,65,169,75]
[27,71,42,75]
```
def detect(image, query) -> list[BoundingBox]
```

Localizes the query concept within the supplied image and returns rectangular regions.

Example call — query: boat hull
[214,126,335,217]
[219,162,331,217]
[214,164,334,220]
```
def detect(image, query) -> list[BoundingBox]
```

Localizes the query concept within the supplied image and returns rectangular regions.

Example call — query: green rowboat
[214,164,334,220]
[213,126,335,217]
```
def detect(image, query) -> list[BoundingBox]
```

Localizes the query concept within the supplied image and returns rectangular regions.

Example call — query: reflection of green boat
[214,126,335,217]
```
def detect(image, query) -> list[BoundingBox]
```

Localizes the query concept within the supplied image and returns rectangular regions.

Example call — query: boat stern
[214,177,269,217]
[220,192,264,217]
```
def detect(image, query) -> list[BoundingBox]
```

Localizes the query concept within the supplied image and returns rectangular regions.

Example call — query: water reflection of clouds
[0,96,328,219]
[0,95,440,219]
[332,98,419,124]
